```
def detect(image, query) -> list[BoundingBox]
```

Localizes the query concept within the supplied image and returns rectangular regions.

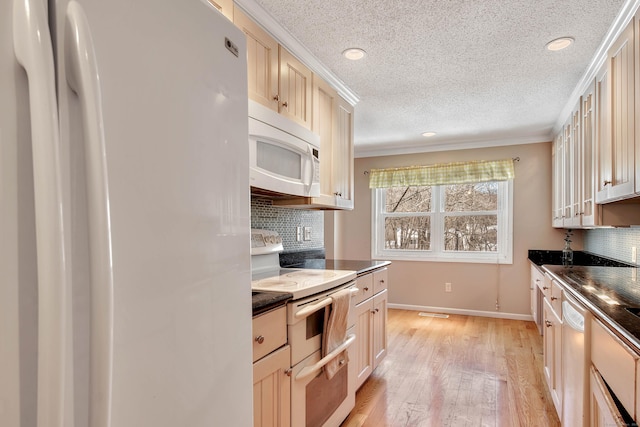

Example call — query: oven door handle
[295,334,356,381]
[293,288,359,319]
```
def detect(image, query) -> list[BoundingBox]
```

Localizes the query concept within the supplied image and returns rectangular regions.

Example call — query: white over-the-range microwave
[249,100,320,197]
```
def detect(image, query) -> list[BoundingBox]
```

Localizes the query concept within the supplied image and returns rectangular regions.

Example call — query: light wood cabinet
[590,366,627,427]
[591,317,637,417]
[278,48,313,129]
[353,268,388,390]
[252,307,290,427]
[552,132,565,227]
[207,0,233,20]
[234,8,313,130]
[580,82,599,226]
[253,344,291,427]
[596,17,636,203]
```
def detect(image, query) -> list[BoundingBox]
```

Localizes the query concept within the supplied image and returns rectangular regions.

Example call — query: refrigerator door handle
[65,3,115,427]
[13,0,69,426]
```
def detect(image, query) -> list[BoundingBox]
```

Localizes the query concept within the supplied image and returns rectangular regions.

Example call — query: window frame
[371,180,513,264]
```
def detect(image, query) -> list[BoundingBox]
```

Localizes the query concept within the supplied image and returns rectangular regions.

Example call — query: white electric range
[251,229,356,299]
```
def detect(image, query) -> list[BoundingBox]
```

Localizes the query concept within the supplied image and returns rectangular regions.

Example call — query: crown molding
[552,0,640,135]
[234,0,360,106]
[354,132,551,158]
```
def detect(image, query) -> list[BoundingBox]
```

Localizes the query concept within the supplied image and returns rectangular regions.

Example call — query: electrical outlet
[296,226,302,242]
[633,246,637,264]
[445,282,452,292]
[303,226,311,241]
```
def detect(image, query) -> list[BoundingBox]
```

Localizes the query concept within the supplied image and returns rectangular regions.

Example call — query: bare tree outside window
[380,182,499,253]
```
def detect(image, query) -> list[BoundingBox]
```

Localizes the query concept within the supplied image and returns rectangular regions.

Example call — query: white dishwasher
[561,292,591,427]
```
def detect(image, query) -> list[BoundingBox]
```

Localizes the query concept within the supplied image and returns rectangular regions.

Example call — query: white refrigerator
[1,0,253,426]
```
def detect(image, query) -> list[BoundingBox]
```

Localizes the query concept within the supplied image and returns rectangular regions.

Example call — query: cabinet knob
[364,287,369,291]
[255,335,265,344]
[285,368,292,377]
[273,94,280,101]
[371,309,376,314]
[282,101,288,108]
[550,296,558,301]
[603,180,612,186]
[543,286,549,290]
[545,321,553,328]
[334,192,342,197]
[375,308,379,313]
[380,280,385,284]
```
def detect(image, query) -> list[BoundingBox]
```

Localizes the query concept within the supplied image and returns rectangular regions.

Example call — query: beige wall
[326,142,580,317]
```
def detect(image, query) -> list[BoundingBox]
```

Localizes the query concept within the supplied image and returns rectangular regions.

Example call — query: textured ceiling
[253,0,627,156]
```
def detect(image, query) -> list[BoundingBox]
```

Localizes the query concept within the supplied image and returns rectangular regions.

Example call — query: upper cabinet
[208,0,233,20]
[233,8,312,130]
[552,12,640,227]
[234,6,356,209]
[274,76,355,209]
[596,17,636,203]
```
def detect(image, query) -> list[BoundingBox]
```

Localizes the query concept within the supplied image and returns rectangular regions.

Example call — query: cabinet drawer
[373,267,388,294]
[354,274,374,305]
[550,280,563,317]
[530,264,545,292]
[253,306,287,362]
[591,318,637,416]
[542,273,552,299]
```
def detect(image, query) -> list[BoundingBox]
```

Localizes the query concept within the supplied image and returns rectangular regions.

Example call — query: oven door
[291,326,356,427]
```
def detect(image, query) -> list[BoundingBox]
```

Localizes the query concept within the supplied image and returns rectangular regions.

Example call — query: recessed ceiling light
[342,48,366,60]
[546,37,574,51]
[422,131,437,137]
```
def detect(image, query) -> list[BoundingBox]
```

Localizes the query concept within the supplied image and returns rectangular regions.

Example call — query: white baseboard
[388,303,534,322]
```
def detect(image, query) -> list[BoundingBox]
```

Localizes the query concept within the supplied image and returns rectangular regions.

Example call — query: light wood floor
[341,309,560,427]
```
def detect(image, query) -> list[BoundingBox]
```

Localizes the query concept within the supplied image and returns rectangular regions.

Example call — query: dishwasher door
[561,293,591,427]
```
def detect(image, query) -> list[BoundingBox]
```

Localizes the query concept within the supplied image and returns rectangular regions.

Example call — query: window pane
[384,216,431,249]
[444,215,497,251]
[444,182,498,212]
[385,186,431,213]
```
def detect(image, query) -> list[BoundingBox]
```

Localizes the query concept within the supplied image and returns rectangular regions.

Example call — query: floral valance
[368,159,515,189]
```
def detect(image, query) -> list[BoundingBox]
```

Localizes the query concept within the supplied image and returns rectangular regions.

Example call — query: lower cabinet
[590,366,627,427]
[253,345,291,427]
[353,268,388,390]
[252,306,290,427]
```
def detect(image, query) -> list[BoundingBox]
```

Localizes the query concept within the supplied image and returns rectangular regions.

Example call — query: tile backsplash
[251,197,324,251]
[584,228,640,265]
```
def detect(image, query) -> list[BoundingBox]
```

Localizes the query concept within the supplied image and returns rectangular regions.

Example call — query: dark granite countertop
[251,291,292,317]
[283,259,391,276]
[528,249,632,267]
[543,264,640,352]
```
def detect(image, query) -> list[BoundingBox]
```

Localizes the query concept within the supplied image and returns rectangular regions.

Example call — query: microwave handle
[304,144,315,194]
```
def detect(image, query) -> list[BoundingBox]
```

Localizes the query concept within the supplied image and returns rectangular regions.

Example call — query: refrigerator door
[53,1,253,426]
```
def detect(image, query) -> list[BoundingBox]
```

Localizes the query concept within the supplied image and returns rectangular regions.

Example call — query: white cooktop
[252,268,356,300]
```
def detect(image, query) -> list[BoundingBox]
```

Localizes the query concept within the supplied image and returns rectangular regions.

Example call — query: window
[372,180,513,263]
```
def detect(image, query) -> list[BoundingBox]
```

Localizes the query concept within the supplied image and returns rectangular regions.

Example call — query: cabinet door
[372,289,388,369]
[590,366,626,427]
[552,133,565,227]
[581,83,599,226]
[233,8,279,111]
[312,75,338,204]
[253,345,291,427]
[354,298,373,390]
[332,96,355,209]
[595,61,611,203]
[279,48,312,129]
[605,19,635,201]
[207,0,233,20]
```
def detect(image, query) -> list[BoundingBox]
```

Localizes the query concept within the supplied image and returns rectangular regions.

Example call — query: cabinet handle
[334,192,342,197]
[603,180,612,186]
[550,296,558,301]
[282,101,288,108]
[375,308,379,313]
[380,280,385,284]
[285,368,292,377]
[545,321,553,328]
[254,335,265,344]
[363,287,369,291]
[543,286,549,290]
[273,94,280,101]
